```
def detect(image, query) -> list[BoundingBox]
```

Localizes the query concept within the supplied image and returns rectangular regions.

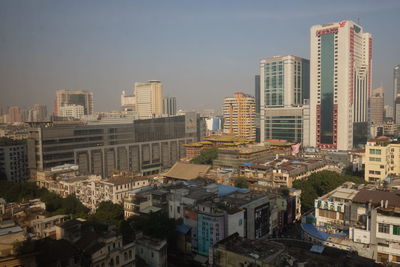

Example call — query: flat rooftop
[214,233,285,263]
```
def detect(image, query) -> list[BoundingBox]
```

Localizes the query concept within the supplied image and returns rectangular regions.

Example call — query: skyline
[1,0,400,112]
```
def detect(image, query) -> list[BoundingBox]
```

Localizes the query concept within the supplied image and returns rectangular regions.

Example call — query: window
[393,225,400,235]
[369,157,381,162]
[151,252,154,258]
[393,255,400,263]
[369,149,381,155]
[378,223,390,234]
[177,206,181,214]
[239,219,243,226]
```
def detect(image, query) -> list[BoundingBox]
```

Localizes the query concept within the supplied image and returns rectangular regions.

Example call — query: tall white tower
[134,80,163,119]
[309,21,372,150]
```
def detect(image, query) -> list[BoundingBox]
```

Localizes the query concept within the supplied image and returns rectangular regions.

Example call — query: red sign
[316,27,338,36]
[339,21,347,28]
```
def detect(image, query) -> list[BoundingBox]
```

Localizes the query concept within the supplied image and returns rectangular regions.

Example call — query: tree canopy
[127,212,176,241]
[293,170,365,213]
[235,176,249,188]
[0,181,89,217]
[191,147,218,165]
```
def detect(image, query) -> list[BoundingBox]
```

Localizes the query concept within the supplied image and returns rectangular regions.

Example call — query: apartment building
[364,136,400,183]
[304,182,400,264]
[223,93,256,141]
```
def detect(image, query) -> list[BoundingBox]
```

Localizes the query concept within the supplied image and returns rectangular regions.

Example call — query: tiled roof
[164,162,211,180]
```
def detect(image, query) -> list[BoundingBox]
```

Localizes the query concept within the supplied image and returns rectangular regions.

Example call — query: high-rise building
[28,104,48,122]
[0,138,28,182]
[8,106,22,123]
[163,96,177,116]
[394,65,400,104]
[384,105,394,119]
[395,97,400,133]
[135,81,163,119]
[255,75,261,142]
[121,90,136,112]
[223,93,255,141]
[310,21,372,150]
[370,87,384,125]
[54,89,94,116]
[259,55,310,145]
[395,65,400,128]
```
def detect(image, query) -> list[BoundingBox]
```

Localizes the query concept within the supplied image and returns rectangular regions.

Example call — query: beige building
[223,92,256,141]
[135,80,163,119]
[364,136,400,182]
[370,87,384,125]
[54,89,94,116]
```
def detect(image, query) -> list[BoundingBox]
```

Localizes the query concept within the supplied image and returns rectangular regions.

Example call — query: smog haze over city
[1,0,400,111]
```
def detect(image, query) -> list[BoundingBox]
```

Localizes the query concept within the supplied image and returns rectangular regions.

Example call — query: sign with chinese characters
[316,27,338,36]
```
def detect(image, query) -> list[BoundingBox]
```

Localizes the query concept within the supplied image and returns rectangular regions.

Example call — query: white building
[306,183,400,264]
[59,104,85,119]
[310,21,372,150]
[135,80,163,119]
[121,90,136,112]
[135,233,167,267]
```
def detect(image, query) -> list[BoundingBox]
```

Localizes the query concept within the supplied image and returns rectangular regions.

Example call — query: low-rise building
[240,157,327,188]
[136,233,167,267]
[364,136,400,183]
[31,215,70,238]
[213,146,277,169]
[303,182,400,264]
[212,233,379,267]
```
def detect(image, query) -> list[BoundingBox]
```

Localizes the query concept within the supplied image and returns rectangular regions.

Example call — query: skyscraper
[223,92,255,141]
[163,96,177,116]
[370,87,384,125]
[394,65,400,126]
[310,21,372,150]
[384,105,394,120]
[8,106,22,123]
[135,80,163,119]
[28,104,48,122]
[54,89,94,116]
[259,55,310,144]
[255,75,261,142]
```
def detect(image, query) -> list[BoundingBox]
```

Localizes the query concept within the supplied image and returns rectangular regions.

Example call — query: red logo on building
[339,21,347,28]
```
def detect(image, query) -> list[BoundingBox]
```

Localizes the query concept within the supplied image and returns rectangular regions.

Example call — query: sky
[1,0,400,113]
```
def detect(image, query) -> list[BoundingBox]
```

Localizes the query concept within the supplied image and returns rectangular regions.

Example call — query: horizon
[1,0,400,112]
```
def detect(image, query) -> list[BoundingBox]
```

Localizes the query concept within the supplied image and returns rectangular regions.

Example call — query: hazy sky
[1,0,400,112]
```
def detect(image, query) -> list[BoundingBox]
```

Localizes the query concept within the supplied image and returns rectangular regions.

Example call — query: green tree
[128,212,176,241]
[235,176,249,188]
[293,171,365,213]
[191,147,218,165]
[89,201,124,227]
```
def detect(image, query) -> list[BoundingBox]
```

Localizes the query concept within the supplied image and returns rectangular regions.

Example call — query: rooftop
[164,162,211,180]
[352,189,400,207]
[214,233,285,263]
[204,135,252,143]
